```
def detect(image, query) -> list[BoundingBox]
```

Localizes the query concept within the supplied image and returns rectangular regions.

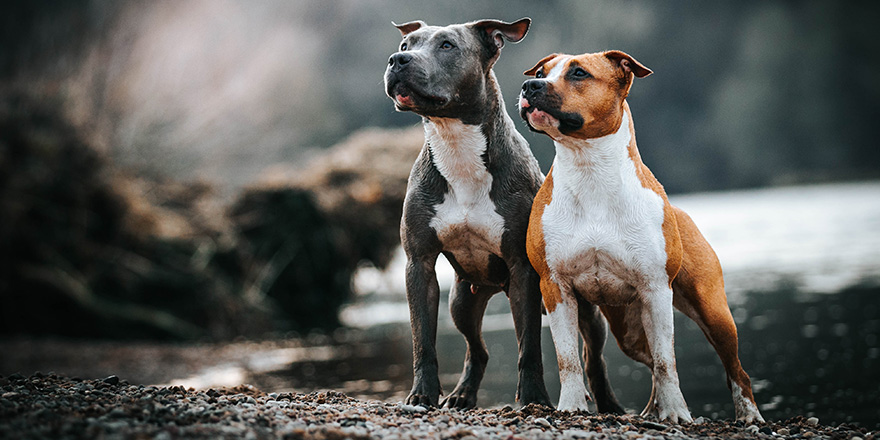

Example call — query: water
[257,182,880,428]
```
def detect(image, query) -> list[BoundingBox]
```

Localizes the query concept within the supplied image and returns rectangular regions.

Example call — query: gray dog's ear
[471,17,531,50]
[393,20,426,36]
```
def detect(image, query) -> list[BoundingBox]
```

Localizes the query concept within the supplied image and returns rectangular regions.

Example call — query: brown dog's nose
[389,52,413,70]
[522,79,545,93]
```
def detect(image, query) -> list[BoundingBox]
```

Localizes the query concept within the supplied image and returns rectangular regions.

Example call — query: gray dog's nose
[522,79,545,93]
[389,52,413,70]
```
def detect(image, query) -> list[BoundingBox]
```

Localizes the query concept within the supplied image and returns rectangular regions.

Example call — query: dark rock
[102,375,120,386]
[639,421,669,431]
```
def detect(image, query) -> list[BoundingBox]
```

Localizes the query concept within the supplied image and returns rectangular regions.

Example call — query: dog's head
[519,51,651,141]
[384,18,530,121]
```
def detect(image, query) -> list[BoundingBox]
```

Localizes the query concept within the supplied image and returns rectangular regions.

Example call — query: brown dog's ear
[524,53,560,76]
[472,17,531,49]
[605,50,652,78]
[393,20,426,36]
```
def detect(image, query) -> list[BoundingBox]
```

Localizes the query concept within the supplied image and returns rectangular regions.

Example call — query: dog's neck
[423,69,519,167]
[551,105,639,200]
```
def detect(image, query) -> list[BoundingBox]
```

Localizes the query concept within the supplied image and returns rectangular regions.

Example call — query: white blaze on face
[544,56,570,81]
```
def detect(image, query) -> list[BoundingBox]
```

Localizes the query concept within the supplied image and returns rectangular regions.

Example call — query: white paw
[732,383,765,423]
[557,389,591,412]
[655,388,692,424]
[658,405,693,424]
[735,405,765,423]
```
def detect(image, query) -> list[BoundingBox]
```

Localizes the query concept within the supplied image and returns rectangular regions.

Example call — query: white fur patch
[544,56,571,81]
[426,118,505,281]
[542,110,668,301]
[546,292,591,411]
[732,382,765,422]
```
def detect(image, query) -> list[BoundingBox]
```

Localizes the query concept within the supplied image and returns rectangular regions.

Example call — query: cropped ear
[604,50,652,78]
[392,20,426,36]
[471,17,531,50]
[524,53,560,76]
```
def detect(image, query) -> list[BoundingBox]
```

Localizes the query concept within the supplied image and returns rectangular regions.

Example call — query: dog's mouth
[519,96,560,132]
[390,81,450,111]
[519,95,584,135]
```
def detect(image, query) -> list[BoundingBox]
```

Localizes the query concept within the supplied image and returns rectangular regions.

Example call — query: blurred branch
[20,265,204,340]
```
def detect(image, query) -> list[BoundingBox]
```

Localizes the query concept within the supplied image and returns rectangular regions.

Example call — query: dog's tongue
[519,97,530,108]
[397,94,414,107]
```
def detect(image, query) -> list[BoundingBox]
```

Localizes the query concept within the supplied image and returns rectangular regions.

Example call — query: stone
[535,417,552,428]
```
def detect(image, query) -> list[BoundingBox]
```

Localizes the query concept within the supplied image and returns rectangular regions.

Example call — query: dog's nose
[389,52,413,70]
[522,79,545,93]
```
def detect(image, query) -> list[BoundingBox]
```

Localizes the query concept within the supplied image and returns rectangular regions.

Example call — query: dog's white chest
[426,119,505,279]
[542,114,668,303]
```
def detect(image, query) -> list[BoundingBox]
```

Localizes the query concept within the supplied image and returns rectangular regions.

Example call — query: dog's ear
[524,53,560,76]
[604,50,652,78]
[472,17,531,50]
[393,20,426,36]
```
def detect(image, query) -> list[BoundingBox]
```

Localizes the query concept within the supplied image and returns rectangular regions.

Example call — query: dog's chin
[522,107,560,134]
[390,83,450,114]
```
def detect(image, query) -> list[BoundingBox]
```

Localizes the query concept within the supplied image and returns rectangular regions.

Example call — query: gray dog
[384,18,623,411]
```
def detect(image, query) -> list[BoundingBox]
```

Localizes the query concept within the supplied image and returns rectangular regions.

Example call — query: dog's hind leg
[671,207,764,423]
[442,276,494,409]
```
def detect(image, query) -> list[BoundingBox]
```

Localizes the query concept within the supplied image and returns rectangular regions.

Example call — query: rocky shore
[0,373,871,440]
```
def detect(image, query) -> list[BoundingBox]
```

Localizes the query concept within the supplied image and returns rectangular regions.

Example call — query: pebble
[398,403,427,413]
[806,416,820,426]
[0,373,859,440]
[640,421,669,431]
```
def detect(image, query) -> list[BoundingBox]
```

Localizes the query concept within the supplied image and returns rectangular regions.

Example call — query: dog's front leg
[507,262,552,407]
[640,285,693,423]
[546,285,591,411]
[405,255,442,407]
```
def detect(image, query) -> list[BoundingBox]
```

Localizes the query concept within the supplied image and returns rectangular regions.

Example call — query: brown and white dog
[518,51,764,423]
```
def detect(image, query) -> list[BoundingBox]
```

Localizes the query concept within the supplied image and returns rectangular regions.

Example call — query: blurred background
[1,0,879,429]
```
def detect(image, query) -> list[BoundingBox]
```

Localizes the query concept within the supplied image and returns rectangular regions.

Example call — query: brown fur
[524,50,760,413]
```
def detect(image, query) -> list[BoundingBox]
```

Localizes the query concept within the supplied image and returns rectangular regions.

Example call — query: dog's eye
[535,70,545,79]
[440,41,454,50]
[571,67,591,79]
[400,42,408,51]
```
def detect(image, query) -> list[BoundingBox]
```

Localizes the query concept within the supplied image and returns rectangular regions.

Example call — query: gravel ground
[0,373,873,440]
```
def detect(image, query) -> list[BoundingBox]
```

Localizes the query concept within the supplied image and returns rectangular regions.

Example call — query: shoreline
[1,373,872,440]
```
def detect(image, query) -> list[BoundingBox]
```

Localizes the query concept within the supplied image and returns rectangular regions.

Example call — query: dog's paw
[596,397,627,415]
[440,389,477,410]
[516,383,553,408]
[658,406,693,424]
[556,390,592,412]
[405,392,437,408]
[654,396,692,424]
[734,406,765,424]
